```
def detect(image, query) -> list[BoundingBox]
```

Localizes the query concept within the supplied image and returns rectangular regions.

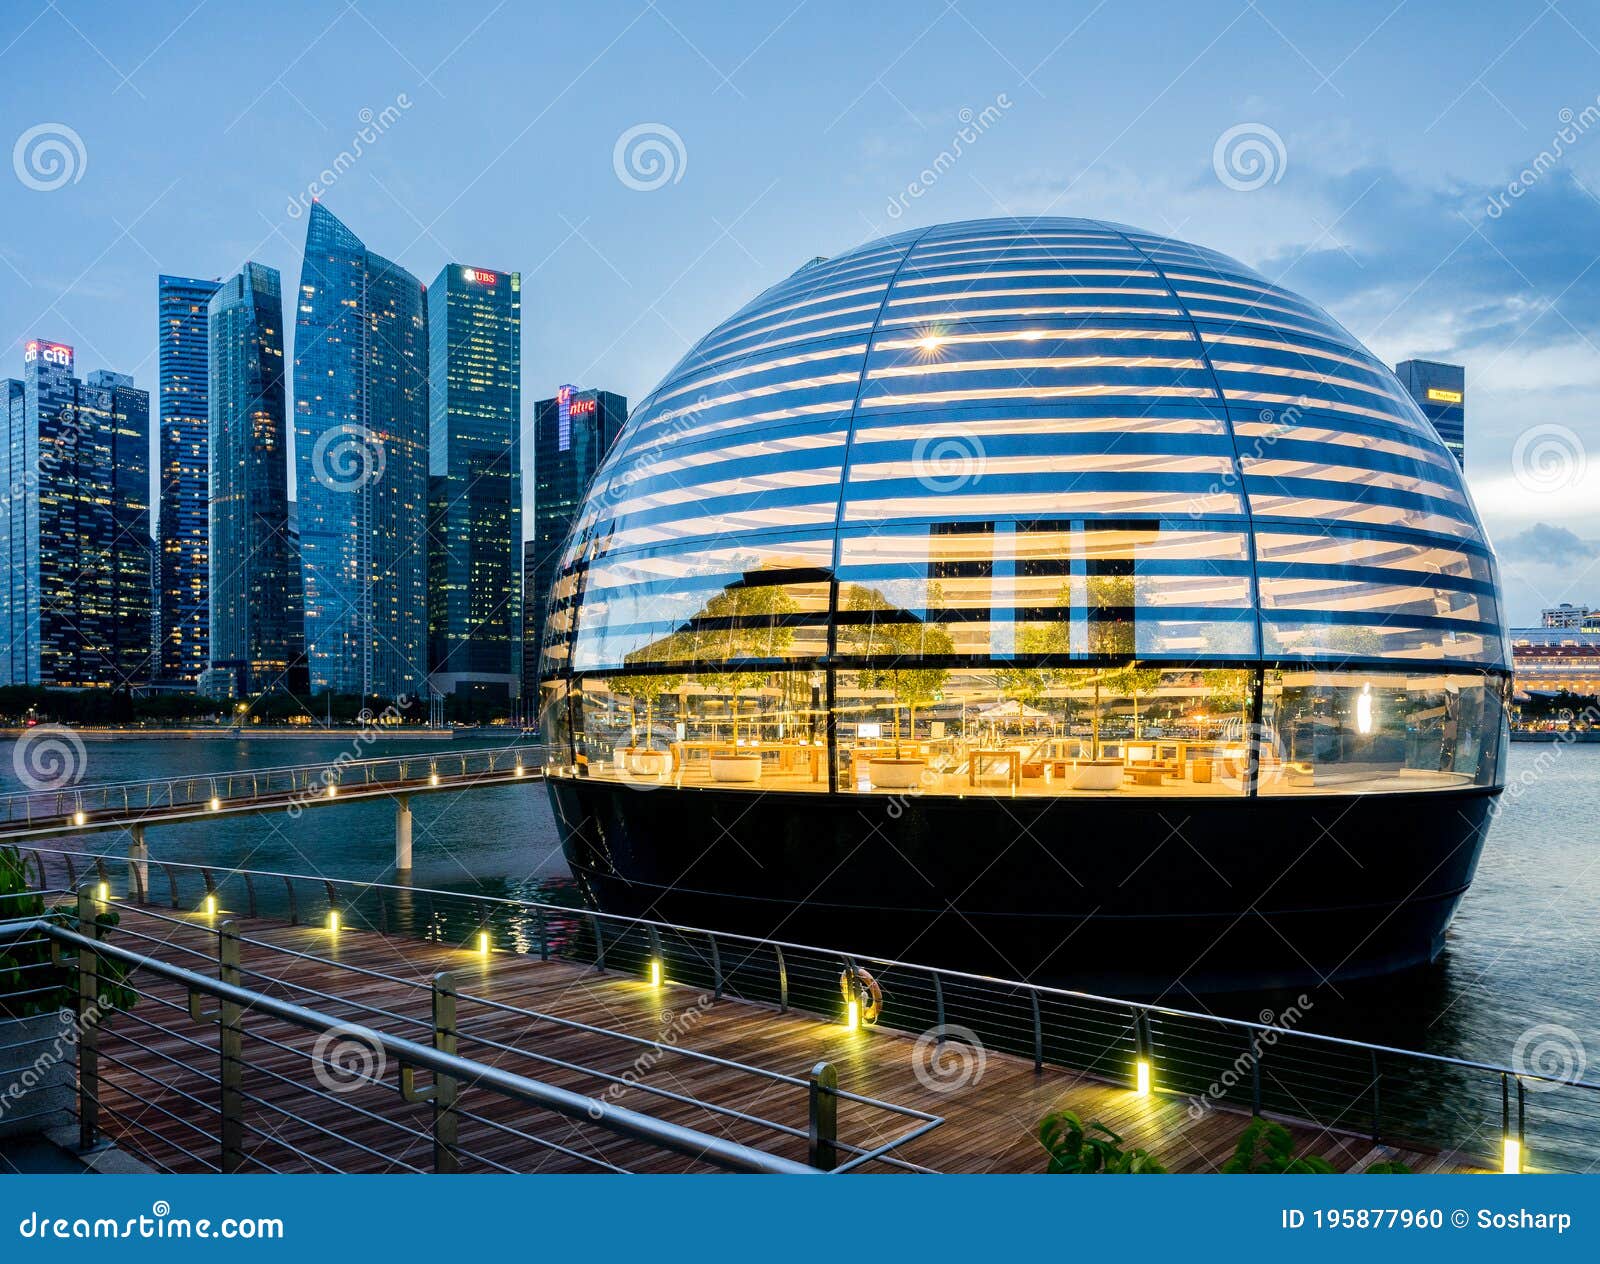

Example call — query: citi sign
[24,341,71,367]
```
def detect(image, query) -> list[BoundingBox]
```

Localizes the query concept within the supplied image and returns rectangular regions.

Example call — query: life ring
[839,965,883,1025]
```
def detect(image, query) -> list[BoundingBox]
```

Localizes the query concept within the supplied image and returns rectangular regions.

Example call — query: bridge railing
[0,898,934,1174]
[0,743,544,829]
[17,845,1600,1174]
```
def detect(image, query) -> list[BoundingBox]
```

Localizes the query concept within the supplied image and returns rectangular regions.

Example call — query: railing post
[1030,989,1043,1072]
[931,972,945,1040]
[592,915,606,973]
[1369,1048,1381,1143]
[808,1060,838,1172]
[217,919,245,1172]
[127,826,148,904]
[775,944,788,1012]
[1251,1039,1263,1116]
[534,905,549,961]
[75,885,100,1151]
[432,971,460,1174]
[710,933,723,1001]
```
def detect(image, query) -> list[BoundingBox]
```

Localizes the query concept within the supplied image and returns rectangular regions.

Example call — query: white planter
[708,755,763,784]
[0,1009,76,1139]
[626,750,668,777]
[868,758,927,790]
[1070,759,1125,791]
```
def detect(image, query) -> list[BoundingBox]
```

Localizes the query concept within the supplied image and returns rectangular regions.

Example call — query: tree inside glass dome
[839,584,953,757]
[687,580,797,744]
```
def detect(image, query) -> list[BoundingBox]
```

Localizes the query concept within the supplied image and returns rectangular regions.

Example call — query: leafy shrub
[0,845,133,1019]
[1221,1117,1336,1173]
[1038,1109,1167,1174]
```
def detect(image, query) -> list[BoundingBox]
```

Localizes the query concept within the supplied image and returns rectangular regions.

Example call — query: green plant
[840,585,954,756]
[1365,1159,1413,1174]
[0,846,135,1019]
[1221,1117,1336,1174]
[1038,1109,1167,1174]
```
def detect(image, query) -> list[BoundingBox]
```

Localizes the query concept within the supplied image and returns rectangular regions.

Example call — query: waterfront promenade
[19,862,1469,1175]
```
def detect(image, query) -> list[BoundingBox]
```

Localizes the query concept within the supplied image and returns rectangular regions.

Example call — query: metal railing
[0,887,940,1174]
[0,743,544,832]
[17,845,1600,1173]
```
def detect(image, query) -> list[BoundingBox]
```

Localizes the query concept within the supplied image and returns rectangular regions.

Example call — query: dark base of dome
[546,779,1497,996]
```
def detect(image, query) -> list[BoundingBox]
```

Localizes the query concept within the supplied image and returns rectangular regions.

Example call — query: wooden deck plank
[65,902,1473,1175]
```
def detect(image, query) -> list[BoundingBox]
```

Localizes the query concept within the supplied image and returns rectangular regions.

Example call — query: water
[6,733,1595,1160]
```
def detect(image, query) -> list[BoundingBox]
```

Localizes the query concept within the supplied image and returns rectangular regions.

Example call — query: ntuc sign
[24,340,71,368]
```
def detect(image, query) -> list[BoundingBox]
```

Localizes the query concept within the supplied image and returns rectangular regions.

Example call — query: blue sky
[3,0,1599,622]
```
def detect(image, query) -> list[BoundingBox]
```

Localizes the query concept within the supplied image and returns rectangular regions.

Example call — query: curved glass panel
[540,217,1509,799]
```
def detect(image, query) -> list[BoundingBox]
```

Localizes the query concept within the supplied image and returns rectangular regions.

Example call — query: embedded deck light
[72,810,86,826]
[328,910,341,933]
[203,894,217,917]
[429,771,440,786]
[514,762,525,777]
[326,783,338,798]
[96,882,109,902]
[1503,1137,1522,1173]
[845,997,860,1031]
[648,958,662,987]
[209,796,221,811]
[1135,1058,1152,1097]
[477,931,491,955]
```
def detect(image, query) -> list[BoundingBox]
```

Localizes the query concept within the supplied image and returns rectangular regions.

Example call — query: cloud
[1497,521,1600,564]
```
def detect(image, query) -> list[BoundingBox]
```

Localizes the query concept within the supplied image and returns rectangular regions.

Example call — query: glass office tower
[207,264,306,698]
[540,217,1509,991]
[293,203,429,701]
[1395,359,1465,466]
[426,263,521,703]
[157,275,222,688]
[0,343,152,689]
[526,386,625,691]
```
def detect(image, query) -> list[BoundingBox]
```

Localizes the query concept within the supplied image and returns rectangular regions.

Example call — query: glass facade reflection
[541,219,1509,800]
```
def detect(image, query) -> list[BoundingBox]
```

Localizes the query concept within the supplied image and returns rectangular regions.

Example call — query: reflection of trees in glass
[1085,571,1134,656]
[840,584,953,756]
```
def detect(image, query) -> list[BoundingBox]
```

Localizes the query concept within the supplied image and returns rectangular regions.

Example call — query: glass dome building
[540,217,1509,992]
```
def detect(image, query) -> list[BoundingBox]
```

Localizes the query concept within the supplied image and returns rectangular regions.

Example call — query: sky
[2,0,1599,624]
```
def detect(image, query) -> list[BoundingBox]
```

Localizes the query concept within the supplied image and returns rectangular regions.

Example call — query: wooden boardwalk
[79,903,1473,1175]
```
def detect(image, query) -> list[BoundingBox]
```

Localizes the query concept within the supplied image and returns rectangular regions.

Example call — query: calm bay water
[3,734,1592,1074]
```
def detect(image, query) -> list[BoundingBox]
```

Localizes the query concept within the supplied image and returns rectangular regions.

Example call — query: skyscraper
[157,274,221,689]
[525,385,625,688]
[426,263,521,703]
[1395,359,1465,466]
[0,342,152,688]
[293,203,429,701]
[206,263,306,699]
